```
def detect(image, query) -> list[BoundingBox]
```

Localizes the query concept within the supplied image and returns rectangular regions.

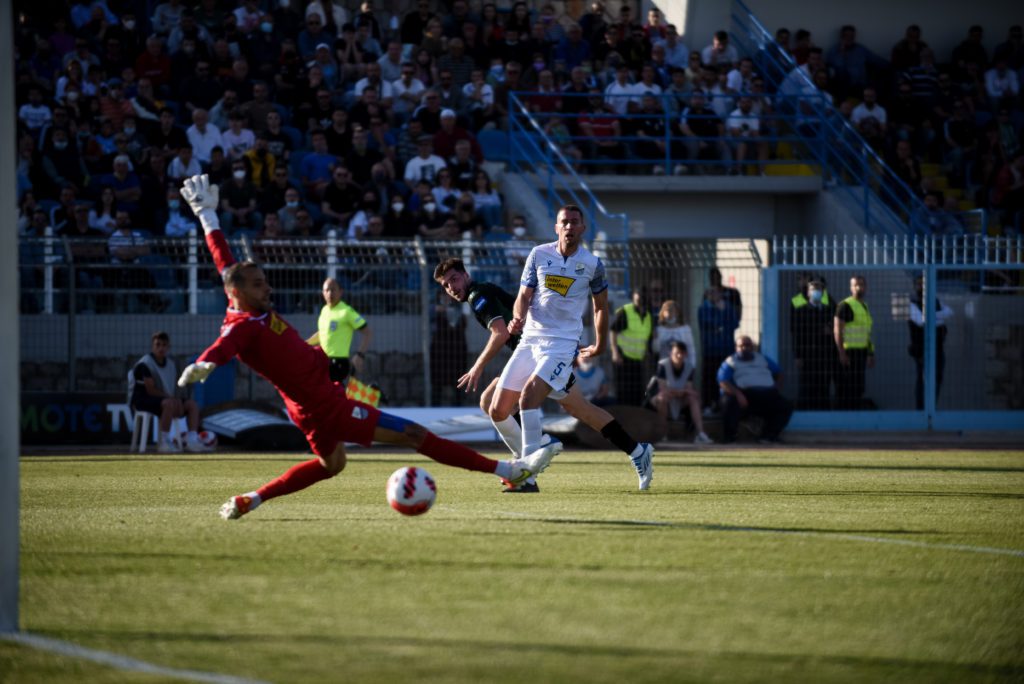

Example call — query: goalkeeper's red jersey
[195,230,337,428]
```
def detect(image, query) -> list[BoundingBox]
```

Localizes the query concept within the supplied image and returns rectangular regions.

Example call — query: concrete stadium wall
[562,176,825,239]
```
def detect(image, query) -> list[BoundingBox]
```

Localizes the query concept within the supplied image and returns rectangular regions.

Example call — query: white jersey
[520,241,607,343]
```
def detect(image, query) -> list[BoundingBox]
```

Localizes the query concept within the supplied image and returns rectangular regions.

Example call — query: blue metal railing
[729,0,988,237]
[506,92,630,244]
[508,90,830,175]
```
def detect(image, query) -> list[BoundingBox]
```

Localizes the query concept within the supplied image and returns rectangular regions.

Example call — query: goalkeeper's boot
[502,479,540,493]
[220,494,260,520]
[630,442,654,491]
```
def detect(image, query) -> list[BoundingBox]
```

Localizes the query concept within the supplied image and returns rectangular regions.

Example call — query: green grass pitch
[5,447,1024,683]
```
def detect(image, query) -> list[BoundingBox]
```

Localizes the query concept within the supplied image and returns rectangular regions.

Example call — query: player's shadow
[522,517,939,536]
[638,489,1024,500]
[647,460,1024,474]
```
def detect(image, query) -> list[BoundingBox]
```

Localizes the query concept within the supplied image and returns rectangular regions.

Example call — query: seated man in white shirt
[186,108,224,164]
[984,59,1020,104]
[701,30,739,69]
[717,335,793,444]
[603,64,634,116]
[167,145,203,182]
[726,96,768,173]
[391,62,426,125]
[403,134,448,186]
[850,87,887,134]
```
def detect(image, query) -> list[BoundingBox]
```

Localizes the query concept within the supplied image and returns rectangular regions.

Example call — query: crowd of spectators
[15,2,1024,256]
[765,22,1024,234]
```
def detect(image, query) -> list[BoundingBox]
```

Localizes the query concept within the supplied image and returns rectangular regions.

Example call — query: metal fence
[766,235,1024,430]
[22,231,1020,429]
[19,233,765,409]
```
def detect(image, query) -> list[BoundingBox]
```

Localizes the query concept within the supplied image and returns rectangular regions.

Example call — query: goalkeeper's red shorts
[304,396,380,457]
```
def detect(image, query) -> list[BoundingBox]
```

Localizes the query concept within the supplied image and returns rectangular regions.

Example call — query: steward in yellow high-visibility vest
[614,303,652,360]
[834,275,874,410]
[306,278,373,384]
[791,290,831,309]
[611,290,654,406]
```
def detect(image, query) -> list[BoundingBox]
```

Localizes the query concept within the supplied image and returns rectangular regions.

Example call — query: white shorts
[498,337,578,400]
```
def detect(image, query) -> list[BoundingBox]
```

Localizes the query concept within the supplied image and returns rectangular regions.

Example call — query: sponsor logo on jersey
[472,296,487,311]
[351,406,367,420]
[220,323,234,337]
[269,312,288,335]
[544,274,575,297]
[575,262,586,274]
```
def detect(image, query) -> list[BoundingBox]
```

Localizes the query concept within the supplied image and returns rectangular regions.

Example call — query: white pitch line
[3,632,271,684]
[496,512,1024,558]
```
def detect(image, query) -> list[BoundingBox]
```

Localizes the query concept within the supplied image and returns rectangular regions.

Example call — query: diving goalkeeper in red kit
[178,175,557,520]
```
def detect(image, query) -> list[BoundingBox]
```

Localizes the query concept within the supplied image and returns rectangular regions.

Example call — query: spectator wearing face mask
[415,193,452,240]
[574,355,613,406]
[792,278,837,410]
[383,194,417,238]
[277,187,306,235]
[163,187,198,237]
[219,160,261,233]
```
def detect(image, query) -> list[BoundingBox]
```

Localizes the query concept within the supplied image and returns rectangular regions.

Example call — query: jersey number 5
[549,361,565,382]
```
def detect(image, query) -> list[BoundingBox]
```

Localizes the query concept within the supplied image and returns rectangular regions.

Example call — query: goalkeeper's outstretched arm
[181,174,237,274]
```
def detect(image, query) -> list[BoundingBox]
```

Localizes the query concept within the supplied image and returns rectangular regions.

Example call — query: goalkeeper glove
[178,361,217,387]
[181,174,221,234]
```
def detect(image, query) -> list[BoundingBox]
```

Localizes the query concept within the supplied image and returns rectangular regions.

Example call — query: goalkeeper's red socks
[419,432,499,475]
[256,458,333,502]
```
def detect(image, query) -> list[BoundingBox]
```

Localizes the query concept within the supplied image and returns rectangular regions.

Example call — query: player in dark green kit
[434,258,655,492]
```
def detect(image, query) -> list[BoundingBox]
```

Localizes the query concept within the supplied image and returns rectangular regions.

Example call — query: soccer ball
[197,430,218,448]
[386,466,436,516]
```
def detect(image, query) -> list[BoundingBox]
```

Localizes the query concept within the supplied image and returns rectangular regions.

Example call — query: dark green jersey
[467,281,519,350]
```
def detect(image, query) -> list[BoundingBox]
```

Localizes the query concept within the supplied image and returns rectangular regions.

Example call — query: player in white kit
[495,204,655,489]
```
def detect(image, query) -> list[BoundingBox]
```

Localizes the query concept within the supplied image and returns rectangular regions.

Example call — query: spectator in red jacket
[134,35,172,90]
[432,109,483,163]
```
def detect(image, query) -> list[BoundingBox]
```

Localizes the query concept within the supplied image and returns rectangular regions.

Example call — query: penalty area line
[2,632,271,684]
[495,512,1024,558]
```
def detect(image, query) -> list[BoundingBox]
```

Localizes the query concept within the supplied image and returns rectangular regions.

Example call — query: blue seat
[478,130,509,162]
[509,131,542,164]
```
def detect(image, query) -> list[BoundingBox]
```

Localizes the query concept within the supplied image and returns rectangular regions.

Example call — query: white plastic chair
[129,410,160,453]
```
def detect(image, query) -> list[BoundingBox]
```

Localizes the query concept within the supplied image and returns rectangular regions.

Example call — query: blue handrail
[729,0,987,237]
[506,92,630,243]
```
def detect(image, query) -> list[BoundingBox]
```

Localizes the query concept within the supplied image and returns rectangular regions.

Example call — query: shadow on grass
[598,461,1024,474]
[521,517,938,536]
[37,550,248,562]
[37,629,1024,679]
[640,489,1024,500]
